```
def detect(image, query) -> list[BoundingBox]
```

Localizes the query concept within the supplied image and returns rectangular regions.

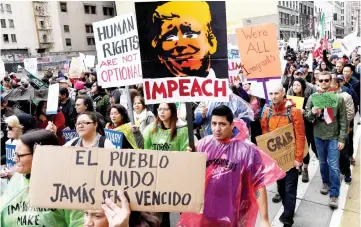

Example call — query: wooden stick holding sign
[185,103,195,152]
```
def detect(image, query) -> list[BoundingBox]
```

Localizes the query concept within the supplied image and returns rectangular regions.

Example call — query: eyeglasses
[157,108,170,112]
[13,152,32,162]
[319,79,330,83]
[76,122,94,127]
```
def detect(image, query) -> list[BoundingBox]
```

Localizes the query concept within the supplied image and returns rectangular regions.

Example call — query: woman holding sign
[106,104,144,149]
[0,130,84,226]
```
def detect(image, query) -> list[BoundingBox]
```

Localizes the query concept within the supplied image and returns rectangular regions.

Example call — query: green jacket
[305,93,348,143]
[0,173,84,227]
[142,119,190,151]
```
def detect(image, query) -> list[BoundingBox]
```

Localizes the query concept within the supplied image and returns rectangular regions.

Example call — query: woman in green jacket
[0,130,84,227]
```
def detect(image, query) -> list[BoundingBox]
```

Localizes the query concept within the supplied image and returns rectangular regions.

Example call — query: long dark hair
[76,95,94,112]
[35,101,46,117]
[153,103,177,141]
[20,129,59,154]
[109,104,130,127]
[77,111,105,136]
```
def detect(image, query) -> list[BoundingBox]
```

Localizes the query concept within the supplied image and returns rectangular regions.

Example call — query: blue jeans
[314,137,340,197]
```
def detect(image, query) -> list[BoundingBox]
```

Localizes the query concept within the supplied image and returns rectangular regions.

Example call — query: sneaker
[344,175,352,184]
[350,156,356,165]
[272,194,282,203]
[329,197,339,209]
[297,165,302,175]
[302,168,309,183]
[320,184,330,195]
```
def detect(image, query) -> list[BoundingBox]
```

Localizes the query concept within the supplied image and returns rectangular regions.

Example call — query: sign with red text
[236,23,282,79]
[30,146,206,212]
[93,13,142,88]
[135,1,229,104]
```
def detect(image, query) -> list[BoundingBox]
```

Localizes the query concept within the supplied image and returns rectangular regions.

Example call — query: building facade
[0,1,115,64]
[351,1,361,35]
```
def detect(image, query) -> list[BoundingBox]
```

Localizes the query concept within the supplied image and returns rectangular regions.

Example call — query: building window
[64,25,69,32]
[43,34,47,42]
[85,24,93,33]
[60,2,67,12]
[1,19,6,28]
[84,5,96,14]
[296,16,298,24]
[66,38,71,46]
[3,34,9,42]
[39,20,45,28]
[279,12,282,24]
[0,4,3,13]
[103,7,114,16]
[87,37,95,45]
[286,1,288,7]
[8,19,14,28]
[5,4,11,13]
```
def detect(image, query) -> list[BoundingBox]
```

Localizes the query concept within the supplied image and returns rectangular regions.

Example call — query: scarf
[133,109,147,126]
[317,87,335,124]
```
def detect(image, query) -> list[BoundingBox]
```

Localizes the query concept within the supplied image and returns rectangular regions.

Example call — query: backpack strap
[98,136,106,148]
[266,106,293,132]
[71,138,80,146]
[265,107,273,132]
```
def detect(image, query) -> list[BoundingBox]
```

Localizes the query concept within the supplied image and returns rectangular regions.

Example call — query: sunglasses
[6,125,14,130]
[319,79,330,83]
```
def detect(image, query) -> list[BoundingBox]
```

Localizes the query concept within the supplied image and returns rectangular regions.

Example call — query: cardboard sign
[312,92,338,109]
[46,83,60,115]
[93,13,143,88]
[24,58,38,77]
[340,32,358,56]
[135,1,229,104]
[104,129,123,148]
[236,23,282,79]
[69,57,84,78]
[29,146,206,212]
[256,124,295,171]
[287,95,304,109]
[5,144,16,169]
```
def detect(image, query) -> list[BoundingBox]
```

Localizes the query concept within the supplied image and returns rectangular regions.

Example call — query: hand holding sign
[102,190,130,227]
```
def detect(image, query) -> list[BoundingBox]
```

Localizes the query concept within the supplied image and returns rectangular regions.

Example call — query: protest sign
[104,129,123,148]
[24,58,38,77]
[256,124,296,171]
[24,69,48,89]
[236,23,282,79]
[93,13,143,88]
[69,57,84,78]
[340,32,359,56]
[312,92,338,109]
[0,59,5,80]
[29,146,206,212]
[228,58,244,84]
[5,144,16,169]
[135,1,229,104]
[85,55,96,68]
[288,38,298,51]
[46,83,59,115]
[306,53,313,72]
[62,130,79,143]
[287,95,305,109]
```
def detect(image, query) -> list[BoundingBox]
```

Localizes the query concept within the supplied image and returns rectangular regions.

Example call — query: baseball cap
[57,78,68,83]
[336,74,345,80]
[330,55,339,60]
[295,69,304,75]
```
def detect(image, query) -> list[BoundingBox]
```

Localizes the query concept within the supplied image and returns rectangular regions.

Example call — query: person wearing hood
[178,105,285,227]
[261,84,305,227]
[287,69,317,99]
[105,104,143,149]
[0,130,84,227]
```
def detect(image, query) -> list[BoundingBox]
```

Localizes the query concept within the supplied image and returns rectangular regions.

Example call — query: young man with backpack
[261,84,305,227]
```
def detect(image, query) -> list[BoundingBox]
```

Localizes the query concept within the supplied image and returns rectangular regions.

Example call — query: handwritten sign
[256,124,295,171]
[24,58,38,77]
[69,57,84,79]
[287,95,305,109]
[312,92,338,109]
[46,83,60,115]
[104,129,123,148]
[93,13,143,88]
[6,144,16,169]
[62,130,79,143]
[29,146,206,212]
[236,23,282,79]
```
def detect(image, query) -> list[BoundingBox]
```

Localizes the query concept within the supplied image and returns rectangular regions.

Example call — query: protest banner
[46,83,59,115]
[93,13,143,88]
[24,58,38,77]
[312,92,338,109]
[24,69,48,89]
[62,130,79,143]
[340,32,359,56]
[104,129,123,148]
[5,144,16,169]
[135,1,229,104]
[256,124,296,171]
[85,55,96,68]
[287,95,305,109]
[29,146,206,212]
[69,57,84,79]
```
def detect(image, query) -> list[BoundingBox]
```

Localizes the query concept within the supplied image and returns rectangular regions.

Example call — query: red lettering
[152,81,167,100]
[179,79,190,96]
[167,80,178,98]
[99,58,117,67]
[107,69,114,82]
[202,79,213,96]
[101,71,108,82]
[144,81,151,99]
[214,80,227,97]
[190,78,203,96]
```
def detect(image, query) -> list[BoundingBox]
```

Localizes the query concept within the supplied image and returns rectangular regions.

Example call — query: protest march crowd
[0,1,361,227]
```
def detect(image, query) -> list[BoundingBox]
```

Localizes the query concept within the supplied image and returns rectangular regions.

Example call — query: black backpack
[70,136,106,148]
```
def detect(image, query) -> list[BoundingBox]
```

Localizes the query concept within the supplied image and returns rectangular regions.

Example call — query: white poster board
[46,83,60,115]
[24,58,38,77]
[85,55,96,68]
[0,59,5,80]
